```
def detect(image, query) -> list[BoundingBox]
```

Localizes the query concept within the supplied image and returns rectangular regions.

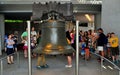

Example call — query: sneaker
[36,66,42,69]
[115,60,119,64]
[65,65,72,68]
[41,64,49,68]
[113,61,116,64]
[7,63,11,65]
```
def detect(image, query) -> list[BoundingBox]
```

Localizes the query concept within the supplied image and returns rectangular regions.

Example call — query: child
[22,36,28,58]
[81,37,90,60]
[81,41,86,56]
[109,32,119,63]
[31,36,36,57]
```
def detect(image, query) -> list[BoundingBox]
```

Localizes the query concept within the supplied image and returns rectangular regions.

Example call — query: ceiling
[4,13,94,23]
[0,0,101,22]
[0,0,102,4]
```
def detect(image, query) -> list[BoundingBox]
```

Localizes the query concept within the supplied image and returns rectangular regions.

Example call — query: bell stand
[26,20,80,75]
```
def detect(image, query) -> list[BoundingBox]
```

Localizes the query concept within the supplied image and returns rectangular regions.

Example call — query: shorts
[23,46,28,50]
[97,46,103,51]
[111,46,119,56]
[6,48,14,55]
[64,53,73,56]
[103,45,107,51]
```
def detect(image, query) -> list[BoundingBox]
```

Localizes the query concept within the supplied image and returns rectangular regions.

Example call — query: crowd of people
[65,28,119,68]
[4,27,119,68]
[4,27,48,68]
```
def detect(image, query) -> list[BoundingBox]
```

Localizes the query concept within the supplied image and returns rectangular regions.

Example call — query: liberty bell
[33,20,75,55]
[32,2,75,55]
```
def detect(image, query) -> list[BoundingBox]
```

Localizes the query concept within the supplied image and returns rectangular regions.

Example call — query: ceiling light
[85,14,92,22]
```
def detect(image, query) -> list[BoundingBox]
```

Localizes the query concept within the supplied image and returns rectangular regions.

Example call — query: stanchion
[0,34,2,55]
[17,52,20,68]
[75,20,79,75]
[119,70,120,75]
[100,56,103,75]
[0,60,3,75]
[27,21,32,75]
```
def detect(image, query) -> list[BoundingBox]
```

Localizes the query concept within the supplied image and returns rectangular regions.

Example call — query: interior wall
[0,14,5,53]
[94,13,101,30]
[101,0,120,38]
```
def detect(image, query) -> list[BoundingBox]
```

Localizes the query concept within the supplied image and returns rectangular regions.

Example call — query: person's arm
[7,39,15,46]
[21,40,25,44]
[5,40,8,52]
[21,32,24,40]
[21,36,24,41]
[12,40,15,45]
[7,40,12,45]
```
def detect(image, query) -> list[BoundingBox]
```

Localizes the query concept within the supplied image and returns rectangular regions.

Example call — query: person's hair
[88,30,92,35]
[84,31,88,37]
[98,28,103,31]
[97,28,103,33]
[66,31,71,41]
[111,32,115,35]
[107,33,111,38]
[23,36,27,40]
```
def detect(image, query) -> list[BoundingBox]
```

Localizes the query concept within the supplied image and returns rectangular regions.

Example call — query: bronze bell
[33,20,75,55]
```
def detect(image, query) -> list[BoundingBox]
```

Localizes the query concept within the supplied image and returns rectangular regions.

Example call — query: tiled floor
[0,51,120,75]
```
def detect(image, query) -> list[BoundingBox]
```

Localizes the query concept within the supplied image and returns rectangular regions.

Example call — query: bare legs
[65,55,72,68]
[7,55,14,64]
[24,50,28,58]
[67,56,72,65]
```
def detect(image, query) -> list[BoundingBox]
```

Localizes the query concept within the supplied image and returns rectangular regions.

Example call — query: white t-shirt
[31,31,37,36]
[24,41,28,46]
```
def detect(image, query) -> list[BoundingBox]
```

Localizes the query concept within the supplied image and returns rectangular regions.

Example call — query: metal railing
[90,51,120,75]
[0,52,20,75]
